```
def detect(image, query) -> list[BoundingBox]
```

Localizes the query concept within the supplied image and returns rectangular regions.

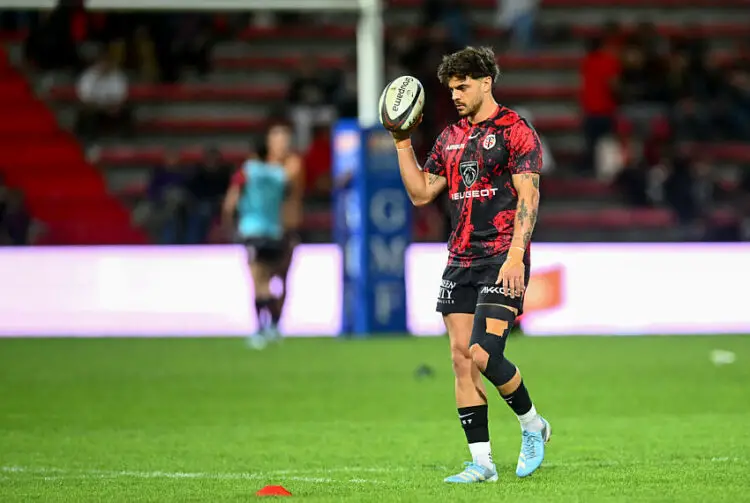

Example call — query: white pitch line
[2,458,744,485]
[0,466,381,484]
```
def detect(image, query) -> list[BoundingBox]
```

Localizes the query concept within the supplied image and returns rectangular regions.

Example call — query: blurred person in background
[144,150,188,244]
[185,147,232,245]
[286,56,337,152]
[171,13,215,81]
[0,175,7,241]
[598,118,641,184]
[422,0,472,50]
[74,50,132,143]
[647,143,715,239]
[22,3,83,78]
[222,123,302,350]
[0,189,32,246]
[272,125,305,336]
[514,107,555,174]
[331,52,358,119]
[580,35,620,175]
[667,38,724,141]
[303,125,333,203]
[723,62,750,140]
[496,0,539,52]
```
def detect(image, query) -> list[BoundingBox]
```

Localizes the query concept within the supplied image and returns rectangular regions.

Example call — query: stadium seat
[0,47,148,245]
[138,117,268,135]
[214,52,734,73]
[96,146,250,167]
[542,208,675,229]
[47,83,577,104]
[238,24,750,43]
[48,84,286,103]
[541,178,615,198]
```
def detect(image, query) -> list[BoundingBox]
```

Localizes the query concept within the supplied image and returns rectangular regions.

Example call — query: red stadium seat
[542,208,675,229]
[0,47,148,245]
[215,52,734,73]
[541,178,615,198]
[682,143,750,163]
[48,84,286,103]
[136,116,579,135]
[139,117,268,134]
[48,83,576,104]
[96,145,251,167]
[238,24,750,43]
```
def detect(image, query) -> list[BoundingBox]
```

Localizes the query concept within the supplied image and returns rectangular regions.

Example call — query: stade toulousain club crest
[483,134,496,150]
[459,161,479,188]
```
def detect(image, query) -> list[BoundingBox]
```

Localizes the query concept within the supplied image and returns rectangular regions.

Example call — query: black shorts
[436,259,531,316]
[281,230,300,257]
[243,237,285,264]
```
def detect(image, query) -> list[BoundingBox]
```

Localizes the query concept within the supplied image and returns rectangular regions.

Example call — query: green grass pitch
[1,335,749,502]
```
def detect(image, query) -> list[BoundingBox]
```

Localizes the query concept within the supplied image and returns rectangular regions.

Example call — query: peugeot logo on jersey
[459,161,479,187]
[483,134,496,150]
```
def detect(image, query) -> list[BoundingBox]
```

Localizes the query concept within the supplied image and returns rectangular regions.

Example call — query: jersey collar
[459,105,504,130]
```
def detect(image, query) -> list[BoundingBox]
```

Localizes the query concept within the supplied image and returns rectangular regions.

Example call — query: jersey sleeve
[507,120,543,175]
[231,169,247,187]
[422,130,447,177]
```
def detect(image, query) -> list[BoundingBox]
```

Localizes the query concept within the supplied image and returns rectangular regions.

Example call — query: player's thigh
[444,312,475,357]
[245,239,279,280]
[275,232,298,279]
[438,287,479,361]
[474,282,523,342]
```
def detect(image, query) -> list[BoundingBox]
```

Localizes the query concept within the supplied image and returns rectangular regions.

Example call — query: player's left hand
[497,255,525,299]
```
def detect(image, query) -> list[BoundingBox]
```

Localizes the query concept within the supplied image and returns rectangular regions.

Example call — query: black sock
[501,379,534,416]
[255,298,273,330]
[457,405,489,444]
[269,298,282,326]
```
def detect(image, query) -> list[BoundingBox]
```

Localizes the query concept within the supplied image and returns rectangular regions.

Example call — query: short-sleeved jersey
[232,159,288,240]
[423,105,543,267]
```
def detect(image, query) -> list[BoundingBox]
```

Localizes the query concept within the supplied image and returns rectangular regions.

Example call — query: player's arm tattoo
[510,173,541,250]
[421,171,447,203]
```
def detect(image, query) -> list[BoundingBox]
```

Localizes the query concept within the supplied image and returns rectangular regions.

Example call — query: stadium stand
[0,0,749,244]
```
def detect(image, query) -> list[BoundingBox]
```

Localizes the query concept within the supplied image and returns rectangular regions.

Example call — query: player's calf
[470,302,550,476]
[444,313,495,476]
[469,302,542,425]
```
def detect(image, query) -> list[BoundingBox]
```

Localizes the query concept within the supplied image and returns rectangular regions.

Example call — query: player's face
[267,126,291,157]
[448,76,487,117]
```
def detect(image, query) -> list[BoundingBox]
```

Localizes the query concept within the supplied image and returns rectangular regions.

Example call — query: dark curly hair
[436,46,500,86]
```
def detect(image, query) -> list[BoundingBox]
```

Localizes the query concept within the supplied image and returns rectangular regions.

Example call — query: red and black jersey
[423,105,543,267]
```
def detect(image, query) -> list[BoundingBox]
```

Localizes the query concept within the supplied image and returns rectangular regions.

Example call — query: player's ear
[483,77,492,93]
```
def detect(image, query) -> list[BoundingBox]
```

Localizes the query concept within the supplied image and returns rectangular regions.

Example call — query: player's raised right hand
[390,114,422,142]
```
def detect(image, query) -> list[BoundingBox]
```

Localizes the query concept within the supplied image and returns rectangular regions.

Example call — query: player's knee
[471,303,518,386]
[449,341,473,379]
[469,343,489,372]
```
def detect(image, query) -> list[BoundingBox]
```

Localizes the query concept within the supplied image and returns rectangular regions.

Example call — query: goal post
[80,0,384,128]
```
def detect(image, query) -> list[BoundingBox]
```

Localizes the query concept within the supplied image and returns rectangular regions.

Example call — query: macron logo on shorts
[481,285,510,296]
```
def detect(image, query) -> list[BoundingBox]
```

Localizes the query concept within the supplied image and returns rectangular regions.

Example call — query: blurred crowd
[0,175,34,246]
[579,22,750,239]
[5,5,346,244]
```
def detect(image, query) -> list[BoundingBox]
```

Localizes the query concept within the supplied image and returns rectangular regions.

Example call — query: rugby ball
[378,75,425,132]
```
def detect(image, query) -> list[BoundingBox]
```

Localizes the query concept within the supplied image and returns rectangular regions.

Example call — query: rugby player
[223,123,302,349]
[391,46,550,483]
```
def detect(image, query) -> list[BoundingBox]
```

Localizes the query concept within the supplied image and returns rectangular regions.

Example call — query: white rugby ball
[378,75,425,132]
